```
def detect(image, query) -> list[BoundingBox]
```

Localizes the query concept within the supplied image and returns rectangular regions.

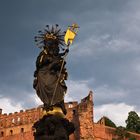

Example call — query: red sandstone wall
[94,123,140,140]
[78,92,94,140]
[0,132,33,140]
[94,124,107,140]
[0,107,41,138]
[0,107,76,140]
[0,100,79,140]
[1,92,140,140]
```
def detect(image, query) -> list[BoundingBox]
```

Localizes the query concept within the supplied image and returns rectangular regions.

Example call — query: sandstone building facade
[0,91,140,140]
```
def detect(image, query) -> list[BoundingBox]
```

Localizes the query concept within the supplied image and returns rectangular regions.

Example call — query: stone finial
[89,90,93,101]
[81,91,93,103]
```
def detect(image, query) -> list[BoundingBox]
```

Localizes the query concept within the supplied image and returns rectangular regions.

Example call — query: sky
[0,0,140,126]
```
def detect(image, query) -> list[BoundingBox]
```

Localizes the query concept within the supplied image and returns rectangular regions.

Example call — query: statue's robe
[33,50,67,110]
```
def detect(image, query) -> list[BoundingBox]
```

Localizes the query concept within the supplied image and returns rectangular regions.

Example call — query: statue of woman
[33,25,68,115]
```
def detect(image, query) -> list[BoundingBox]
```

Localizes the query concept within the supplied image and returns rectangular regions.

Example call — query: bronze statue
[33,24,79,140]
[33,24,69,115]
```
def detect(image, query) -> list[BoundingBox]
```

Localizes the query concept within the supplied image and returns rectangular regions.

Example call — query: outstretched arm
[59,49,69,57]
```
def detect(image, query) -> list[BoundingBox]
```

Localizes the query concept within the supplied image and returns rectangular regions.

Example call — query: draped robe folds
[34,50,67,107]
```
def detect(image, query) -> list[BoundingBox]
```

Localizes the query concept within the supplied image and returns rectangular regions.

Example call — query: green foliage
[115,126,129,140]
[128,137,136,140]
[125,111,140,134]
[112,111,140,140]
[104,116,116,128]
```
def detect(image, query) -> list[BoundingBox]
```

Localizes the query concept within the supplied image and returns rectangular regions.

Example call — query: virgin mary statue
[33,24,69,115]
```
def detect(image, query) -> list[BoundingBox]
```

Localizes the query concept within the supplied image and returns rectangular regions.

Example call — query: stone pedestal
[33,115,75,140]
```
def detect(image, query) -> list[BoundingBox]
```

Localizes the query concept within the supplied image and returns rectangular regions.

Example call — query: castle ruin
[0,91,140,140]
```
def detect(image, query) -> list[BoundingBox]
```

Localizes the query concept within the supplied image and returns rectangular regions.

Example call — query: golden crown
[35,24,65,49]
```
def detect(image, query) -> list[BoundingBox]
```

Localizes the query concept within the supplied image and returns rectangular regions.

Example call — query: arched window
[21,128,24,133]
[10,130,13,135]
[73,109,76,115]
[1,131,4,137]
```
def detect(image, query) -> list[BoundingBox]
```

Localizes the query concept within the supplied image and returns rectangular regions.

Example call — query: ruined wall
[78,91,94,140]
[65,91,94,140]
[94,124,114,140]
[94,122,140,140]
[65,101,80,140]
[0,92,94,140]
[0,107,42,140]
[1,91,140,140]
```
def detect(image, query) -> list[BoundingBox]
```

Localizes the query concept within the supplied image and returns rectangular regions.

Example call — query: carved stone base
[33,115,75,140]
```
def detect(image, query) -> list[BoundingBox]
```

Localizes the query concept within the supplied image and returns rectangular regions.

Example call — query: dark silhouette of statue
[33,24,69,114]
[33,115,75,140]
[33,24,75,140]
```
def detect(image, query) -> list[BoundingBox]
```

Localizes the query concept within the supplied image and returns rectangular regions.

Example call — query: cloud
[0,86,37,109]
[64,94,74,102]
[94,85,127,105]
[31,94,42,106]
[0,98,23,114]
[66,80,91,102]
[94,103,140,126]
[0,0,140,127]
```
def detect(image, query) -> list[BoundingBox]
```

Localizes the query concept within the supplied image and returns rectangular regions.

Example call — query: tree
[125,111,140,134]
[114,126,129,140]
[128,137,136,140]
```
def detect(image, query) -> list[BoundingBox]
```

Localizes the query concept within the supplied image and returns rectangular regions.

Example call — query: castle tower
[78,91,94,140]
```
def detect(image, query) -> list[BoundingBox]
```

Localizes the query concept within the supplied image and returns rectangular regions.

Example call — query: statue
[33,24,79,140]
